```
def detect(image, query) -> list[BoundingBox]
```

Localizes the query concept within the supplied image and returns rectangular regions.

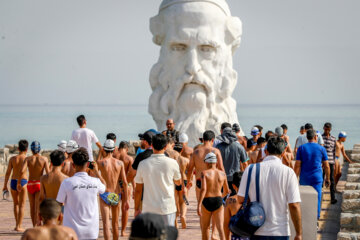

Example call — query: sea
[0,104,359,150]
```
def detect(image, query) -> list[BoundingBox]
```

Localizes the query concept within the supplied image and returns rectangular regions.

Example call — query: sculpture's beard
[149,58,239,146]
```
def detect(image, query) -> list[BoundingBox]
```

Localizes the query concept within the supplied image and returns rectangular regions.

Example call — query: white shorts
[160,212,176,227]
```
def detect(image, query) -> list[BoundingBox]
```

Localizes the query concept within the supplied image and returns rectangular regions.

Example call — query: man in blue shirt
[294,129,330,219]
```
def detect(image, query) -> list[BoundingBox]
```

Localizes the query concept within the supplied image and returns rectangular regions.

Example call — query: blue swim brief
[10,179,27,191]
[99,192,120,206]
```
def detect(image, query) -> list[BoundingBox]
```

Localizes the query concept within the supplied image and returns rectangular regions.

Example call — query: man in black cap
[127,130,156,184]
[130,213,178,240]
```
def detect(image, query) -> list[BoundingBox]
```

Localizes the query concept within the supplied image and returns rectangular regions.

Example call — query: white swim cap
[57,140,67,152]
[104,139,115,151]
[204,152,217,163]
[66,140,79,153]
[179,133,189,143]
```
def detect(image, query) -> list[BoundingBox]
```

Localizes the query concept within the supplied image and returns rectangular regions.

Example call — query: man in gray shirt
[216,126,248,195]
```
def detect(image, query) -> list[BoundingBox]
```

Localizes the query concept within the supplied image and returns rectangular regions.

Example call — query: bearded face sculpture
[148,0,244,146]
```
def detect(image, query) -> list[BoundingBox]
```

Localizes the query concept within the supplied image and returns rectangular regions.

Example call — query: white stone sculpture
[148,0,244,146]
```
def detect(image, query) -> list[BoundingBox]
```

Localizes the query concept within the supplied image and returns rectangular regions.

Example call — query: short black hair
[18,140,28,152]
[203,130,215,141]
[119,141,129,149]
[324,122,332,129]
[267,136,286,155]
[300,126,305,131]
[221,122,231,130]
[50,150,65,167]
[257,137,266,145]
[265,131,274,142]
[39,199,61,220]
[72,147,89,166]
[281,124,288,130]
[304,123,313,130]
[174,143,183,153]
[254,125,263,132]
[306,129,316,140]
[106,133,116,141]
[232,172,243,188]
[76,115,86,126]
[152,134,168,151]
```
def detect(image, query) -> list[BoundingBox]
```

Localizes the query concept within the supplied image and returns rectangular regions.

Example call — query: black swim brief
[202,196,223,212]
[196,179,201,189]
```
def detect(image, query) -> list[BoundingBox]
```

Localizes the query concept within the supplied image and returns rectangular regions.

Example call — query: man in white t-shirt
[238,136,302,240]
[134,134,181,226]
[71,115,102,162]
[56,147,106,240]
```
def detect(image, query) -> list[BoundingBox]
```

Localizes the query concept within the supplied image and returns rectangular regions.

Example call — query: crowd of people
[2,114,353,240]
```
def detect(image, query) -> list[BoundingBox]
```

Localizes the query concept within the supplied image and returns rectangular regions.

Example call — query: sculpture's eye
[170,43,187,52]
[199,45,216,53]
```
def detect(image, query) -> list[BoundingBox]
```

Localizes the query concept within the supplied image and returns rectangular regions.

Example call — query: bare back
[118,153,133,174]
[26,155,49,181]
[177,156,189,181]
[202,168,227,197]
[166,148,180,161]
[181,145,193,159]
[21,225,77,240]
[10,155,27,180]
[61,157,75,177]
[98,156,124,193]
[40,171,68,199]
[193,145,223,179]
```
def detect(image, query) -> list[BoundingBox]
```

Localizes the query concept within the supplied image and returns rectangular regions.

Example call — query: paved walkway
[0,173,343,240]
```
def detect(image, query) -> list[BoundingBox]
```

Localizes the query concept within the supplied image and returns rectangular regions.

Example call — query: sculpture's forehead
[162,2,226,42]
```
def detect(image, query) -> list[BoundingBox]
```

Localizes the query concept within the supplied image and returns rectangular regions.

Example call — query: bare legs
[120,188,130,236]
[100,199,121,240]
[200,205,225,240]
[28,191,39,227]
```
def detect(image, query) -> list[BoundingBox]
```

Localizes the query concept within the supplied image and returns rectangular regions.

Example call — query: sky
[0,0,359,105]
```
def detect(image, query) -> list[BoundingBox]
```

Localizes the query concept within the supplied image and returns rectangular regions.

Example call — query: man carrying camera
[56,147,106,240]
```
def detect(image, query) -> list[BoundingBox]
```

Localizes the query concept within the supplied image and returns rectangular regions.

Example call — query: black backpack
[229,163,266,237]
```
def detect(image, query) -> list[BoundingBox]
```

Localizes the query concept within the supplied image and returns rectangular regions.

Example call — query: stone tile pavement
[0,174,342,240]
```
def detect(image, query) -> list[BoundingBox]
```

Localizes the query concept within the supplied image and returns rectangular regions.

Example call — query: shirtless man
[2,140,28,232]
[98,133,118,160]
[198,152,230,240]
[174,143,190,229]
[335,131,353,185]
[97,139,129,239]
[232,123,247,150]
[18,141,50,227]
[275,127,294,168]
[116,141,134,236]
[187,130,225,239]
[61,140,79,177]
[179,133,193,159]
[224,172,248,240]
[187,130,224,202]
[21,199,78,240]
[39,150,68,223]
[249,137,266,164]
[166,137,180,160]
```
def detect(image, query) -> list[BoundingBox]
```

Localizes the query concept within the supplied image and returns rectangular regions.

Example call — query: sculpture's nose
[185,48,201,76]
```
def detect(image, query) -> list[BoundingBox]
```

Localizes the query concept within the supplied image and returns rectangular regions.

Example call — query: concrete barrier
[290,186,318,240]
